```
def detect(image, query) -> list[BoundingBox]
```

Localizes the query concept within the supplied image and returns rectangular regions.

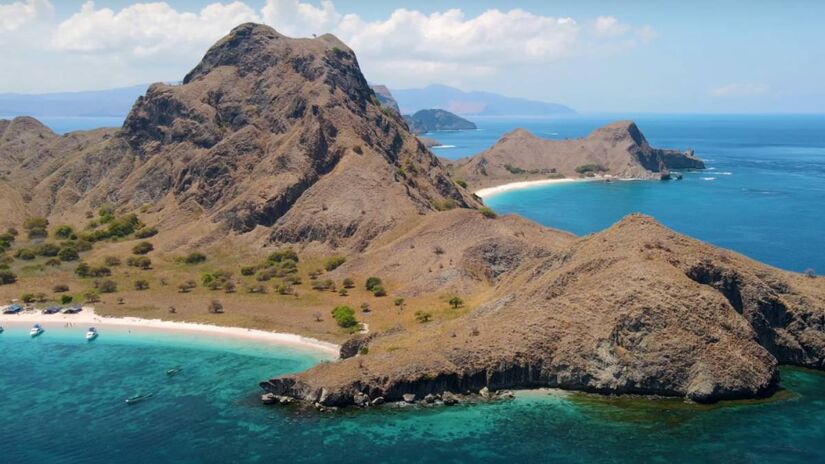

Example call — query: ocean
[3,114,824,463]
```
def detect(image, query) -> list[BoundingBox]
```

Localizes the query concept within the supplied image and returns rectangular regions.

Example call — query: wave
[702,177,716,181]
[707,167,717,170]
[433,144,457,149]
[718,171,733,175]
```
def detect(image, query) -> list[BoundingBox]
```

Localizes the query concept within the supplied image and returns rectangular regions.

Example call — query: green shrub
[504,164,527,174]
[75,262,91,277]
[342,277,354,288]
[27,227,48,239]
[479,207,497,219]
[89,265,112,278]
[372,285,387,297]
[365,276,382,291]
[202,271,232,290]
[53,284,69,293]
[134,226,158,239]
[134,280,150,290]
[36,243,61,257]
[324,256,346,271]
[331,305,358,328]
[0,270,17,284]
[54,225,75,239]
[132,241,154,255]
[575,164,607,175]
[60,294,73,304]
[127,256,152,269]
[99,280,117,293]
[448,296,464,309]
[455,179,468,188]
[181,252,206,264]
[267,248,299,264]
[15,248,36,260]
[240,266,257,276]
[104,256,121,266]
[21,293,35,303]
[432,198,457,211]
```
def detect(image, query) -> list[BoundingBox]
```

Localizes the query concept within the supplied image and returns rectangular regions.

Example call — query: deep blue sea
[431,114,825,273]
[2,114,824,463]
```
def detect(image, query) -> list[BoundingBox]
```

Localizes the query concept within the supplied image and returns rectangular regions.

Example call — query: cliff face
[452,121,705,189]
[403,109,477,134]
[369,85,400,113]
[261,214,825,405]
[1,24,478,250]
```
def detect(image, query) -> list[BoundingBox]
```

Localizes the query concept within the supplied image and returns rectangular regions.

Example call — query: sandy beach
[0,307,339,357]
[474,178,595,199]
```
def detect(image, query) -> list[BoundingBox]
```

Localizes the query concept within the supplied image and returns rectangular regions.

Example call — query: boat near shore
[29,324,43,338]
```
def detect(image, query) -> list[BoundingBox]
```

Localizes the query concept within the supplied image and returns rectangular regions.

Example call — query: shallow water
[2,326,825,463]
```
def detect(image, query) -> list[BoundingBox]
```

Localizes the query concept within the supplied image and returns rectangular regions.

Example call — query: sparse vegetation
[24,217,49,239]
[365,276,382,291]
[415,310,433,323]
[504,164,527,175]
[179,252,207,264]
[575,164,608,176]
[134,280,150,290]
[35,243,60,257]
[84,291,100,303]
[98,279,117,293]
[448,296,464,309]
[134,226,158,239]
[132,241,154,255]
[104,256,121,266]
[127,256,152,269]
[14,248,36,260]
[208,300,224,314]
[53,284,69,293]
[479,207,497,219]
[342,277,354,288]
[58,246,79,262]
[371,285,386,297]
[60,295,73,304]
[394,297,405,309]
[75,262,90,277]
[324,255,346,271]
[331,305,358,328]
[455,179,468,188]
[432,198,457,211]
[54,225,75,239]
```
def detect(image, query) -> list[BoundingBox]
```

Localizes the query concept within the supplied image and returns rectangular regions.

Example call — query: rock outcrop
[451,121,705,189]
[369,84,400,113]
[261,214,825,405]
[0,23,478,250]
[403,109,477,134]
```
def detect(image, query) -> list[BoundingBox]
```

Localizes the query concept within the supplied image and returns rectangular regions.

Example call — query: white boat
[85,327,98,341]
[30,323,44,337]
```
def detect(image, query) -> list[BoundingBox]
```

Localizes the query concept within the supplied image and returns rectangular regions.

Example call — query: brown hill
[0,23,477,250]
[262,213,824,405]
[451,122,705,190]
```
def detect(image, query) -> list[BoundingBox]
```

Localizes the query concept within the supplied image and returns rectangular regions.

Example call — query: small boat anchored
[30,323,44,337]
[166,367,183,376]
[86,327,98,341]
[125,392,154,405]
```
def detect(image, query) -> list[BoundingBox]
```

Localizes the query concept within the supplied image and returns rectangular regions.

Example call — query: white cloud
[0,0,52,33]
[710,83,770,97]
[593,16,629,37]
[0,0,656,92]
[51,1,259,56]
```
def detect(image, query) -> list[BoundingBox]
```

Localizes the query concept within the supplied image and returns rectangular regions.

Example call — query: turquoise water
[2,326,825,463]
[439,115,825,272]
[3,114,824,462]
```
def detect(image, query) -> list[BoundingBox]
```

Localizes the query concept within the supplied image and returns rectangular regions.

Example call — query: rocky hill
[451,122,705,189]
[369,84,399,113]
[262,213,825,405]
[403,109,477,134]
[0,23,478,250]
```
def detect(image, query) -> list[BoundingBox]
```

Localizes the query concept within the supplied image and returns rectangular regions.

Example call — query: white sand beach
[0,307,339,357]
[474,178,594,199]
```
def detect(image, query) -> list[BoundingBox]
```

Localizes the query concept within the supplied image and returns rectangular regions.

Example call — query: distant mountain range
[390,84,575,116]
[1,83,573,119]
[0,85,148,117]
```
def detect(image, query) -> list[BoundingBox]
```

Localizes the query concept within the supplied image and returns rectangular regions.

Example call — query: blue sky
[1,0,823,113]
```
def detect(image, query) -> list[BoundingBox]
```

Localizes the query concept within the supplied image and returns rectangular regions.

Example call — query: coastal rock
[451,121,705,190]
[260,214,824,407]
[442,392,460,406]
[423,394,437,404]
[479,387,491,400]
[353,392,369,407]
[261,393,278,405]
[402,393,417,403]
[371,397,385,406]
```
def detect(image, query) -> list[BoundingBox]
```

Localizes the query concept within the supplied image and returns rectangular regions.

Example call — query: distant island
[390,84,575,116]
[404,109,477,134]
[450,121,705,191]
[1,23,823,411]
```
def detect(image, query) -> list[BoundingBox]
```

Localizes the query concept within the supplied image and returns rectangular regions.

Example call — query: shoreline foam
[0,307,339,357]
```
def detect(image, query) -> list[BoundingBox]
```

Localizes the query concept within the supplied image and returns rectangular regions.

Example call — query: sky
[1,0,824,113]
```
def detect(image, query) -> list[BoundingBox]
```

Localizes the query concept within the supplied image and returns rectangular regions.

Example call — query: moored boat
[86,327,98,341]
[30,323,44,337]
[125,392,154,405]
[0,326,4,334]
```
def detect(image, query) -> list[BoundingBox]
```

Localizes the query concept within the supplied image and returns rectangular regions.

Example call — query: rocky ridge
[451,121,705,189]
